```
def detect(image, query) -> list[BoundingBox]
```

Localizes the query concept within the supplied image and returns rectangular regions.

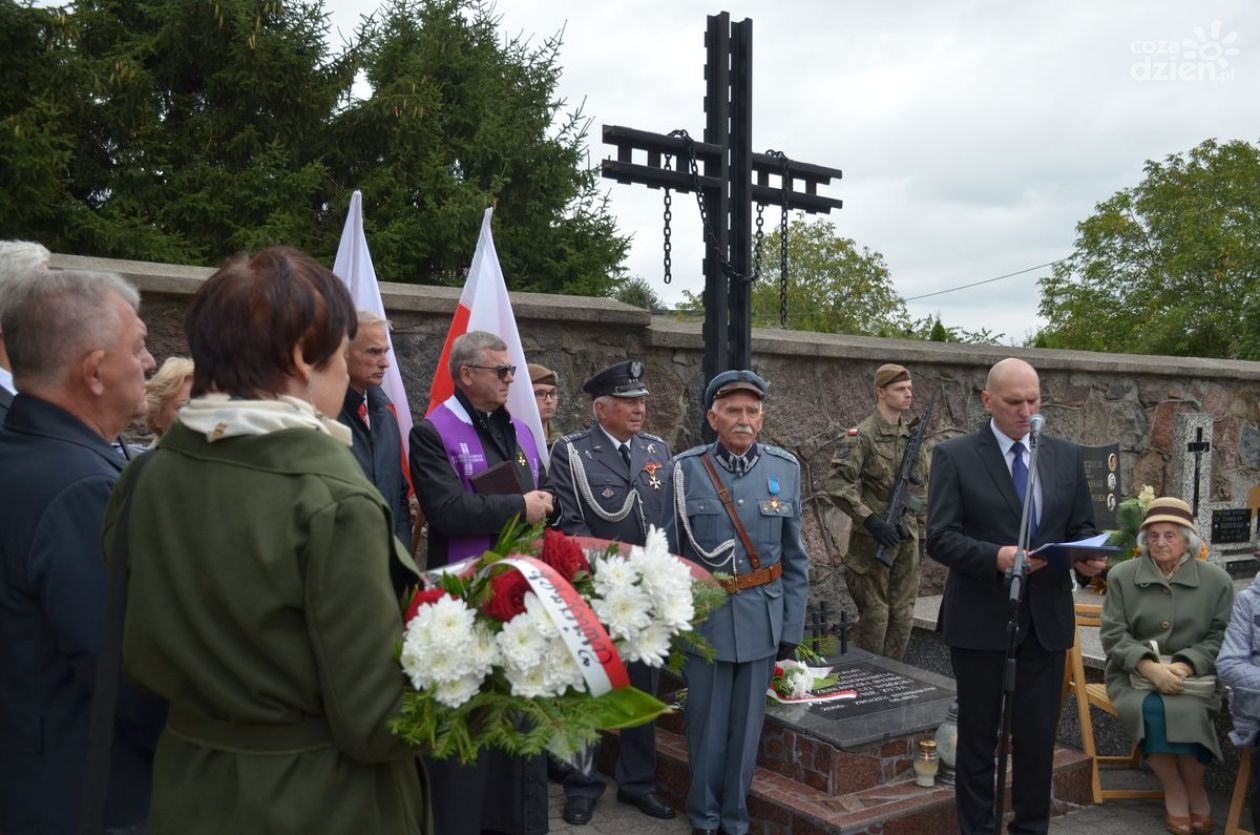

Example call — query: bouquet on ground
[391,521,728,762]
[767,644,856,705]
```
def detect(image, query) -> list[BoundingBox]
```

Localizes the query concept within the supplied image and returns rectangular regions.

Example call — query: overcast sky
[325,1,1257,343]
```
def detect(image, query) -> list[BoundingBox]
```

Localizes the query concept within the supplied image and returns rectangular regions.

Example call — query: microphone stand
[993,424,1041,828]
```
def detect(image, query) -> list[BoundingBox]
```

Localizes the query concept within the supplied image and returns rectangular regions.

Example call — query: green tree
[328,0,626,293]
[680,217,910,335]
[1,0,354,262]
[0,0,628,293]
[611,276,663,311]
[1038,138,1260,359]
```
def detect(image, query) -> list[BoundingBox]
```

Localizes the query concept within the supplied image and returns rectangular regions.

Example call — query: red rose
[404,587,452,625]
[483,570,531,622]
[538,528,591,583]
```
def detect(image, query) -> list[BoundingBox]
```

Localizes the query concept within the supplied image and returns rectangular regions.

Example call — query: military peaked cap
[581,360,649,398]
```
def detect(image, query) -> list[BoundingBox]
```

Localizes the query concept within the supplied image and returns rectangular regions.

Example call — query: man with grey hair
[0,269,162,832]
[0,240,51,420]
[407,328,554,835]
[337,310,413,593]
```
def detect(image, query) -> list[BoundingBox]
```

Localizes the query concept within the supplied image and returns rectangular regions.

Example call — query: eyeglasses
[467,364,516,381]
[533,389,558,400]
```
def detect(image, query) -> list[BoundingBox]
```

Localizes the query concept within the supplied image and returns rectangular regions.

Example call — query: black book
[471,460,526,495]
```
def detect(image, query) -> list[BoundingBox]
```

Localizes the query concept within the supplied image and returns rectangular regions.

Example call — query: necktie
[1010,441,1038,541]
[619,443,631,470]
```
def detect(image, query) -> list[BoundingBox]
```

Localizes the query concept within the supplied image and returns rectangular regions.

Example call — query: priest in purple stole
[409,330,554,834]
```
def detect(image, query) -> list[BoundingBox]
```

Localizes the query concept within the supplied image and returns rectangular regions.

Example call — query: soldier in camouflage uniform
[826,363,928,660]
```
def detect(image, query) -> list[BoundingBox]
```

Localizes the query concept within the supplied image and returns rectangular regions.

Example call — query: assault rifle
[873,387,937,567]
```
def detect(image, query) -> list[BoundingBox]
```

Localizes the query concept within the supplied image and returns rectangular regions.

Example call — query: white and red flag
[427,207,548,466]
[333,190,414,451]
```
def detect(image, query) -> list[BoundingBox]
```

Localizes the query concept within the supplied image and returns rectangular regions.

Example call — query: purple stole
[426,396,541,563]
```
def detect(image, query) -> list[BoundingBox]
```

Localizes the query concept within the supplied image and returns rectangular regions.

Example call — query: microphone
[1023,415,1043,448]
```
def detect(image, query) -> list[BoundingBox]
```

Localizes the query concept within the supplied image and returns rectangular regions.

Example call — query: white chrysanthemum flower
[654,588,695,631]
[542,637,584,694]
[505,661,552,699]
[522,593,559,639]
[621,622,673,667]
[497,613,548,670]
[592,554,640,596]
[466,623,501,677]
[432,673,484,709]
[425,595,477,645]
[425,640,472,685]
[592,583,652,640]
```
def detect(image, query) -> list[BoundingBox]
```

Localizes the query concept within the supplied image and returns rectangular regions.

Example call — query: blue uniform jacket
[544,426,672,543]
[663,443,810,663]
[0,394,164,833]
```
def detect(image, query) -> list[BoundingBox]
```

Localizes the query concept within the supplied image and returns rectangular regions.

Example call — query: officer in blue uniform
[663,369,810,835]
[543,359,675,825]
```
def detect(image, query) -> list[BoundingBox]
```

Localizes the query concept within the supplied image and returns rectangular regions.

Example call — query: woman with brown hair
[104,247,429,834]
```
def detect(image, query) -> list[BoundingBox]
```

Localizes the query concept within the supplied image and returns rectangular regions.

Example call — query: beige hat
[528,363,557,387]
[1139,496,1196,532]
[874,363,910,389]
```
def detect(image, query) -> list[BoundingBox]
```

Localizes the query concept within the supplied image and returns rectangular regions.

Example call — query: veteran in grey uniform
[543,359,675,826]
[663,370,810,835]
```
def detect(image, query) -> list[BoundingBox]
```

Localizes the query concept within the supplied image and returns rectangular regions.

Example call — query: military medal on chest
[768,475,780,510]
[643,461,663,490]
[601,487,616,499]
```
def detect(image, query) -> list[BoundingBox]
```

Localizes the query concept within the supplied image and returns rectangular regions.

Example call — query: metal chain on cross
[752,202,766,282]
[668,129,750,283]
[764,149,791,326]
[662,153,674,284]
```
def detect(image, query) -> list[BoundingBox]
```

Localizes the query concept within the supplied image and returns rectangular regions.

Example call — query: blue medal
[768,476,780,510]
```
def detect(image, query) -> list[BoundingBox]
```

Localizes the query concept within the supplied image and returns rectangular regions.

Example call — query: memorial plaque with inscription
[765,651,956,750]
[1081,443,1121,529]
[1211,507,1253,544]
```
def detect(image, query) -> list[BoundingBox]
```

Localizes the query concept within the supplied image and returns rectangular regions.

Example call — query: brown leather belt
[718,562,782,593]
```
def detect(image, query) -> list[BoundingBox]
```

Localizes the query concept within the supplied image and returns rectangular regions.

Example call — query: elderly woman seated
[1100,497,1234,835]
[1218,549,1260,831]
[143,356,193,438]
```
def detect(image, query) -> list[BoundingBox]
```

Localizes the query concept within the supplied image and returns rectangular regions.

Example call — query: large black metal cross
[601,11,844,386]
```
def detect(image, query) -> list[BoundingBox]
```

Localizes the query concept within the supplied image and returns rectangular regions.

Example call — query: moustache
[732,426,754,434]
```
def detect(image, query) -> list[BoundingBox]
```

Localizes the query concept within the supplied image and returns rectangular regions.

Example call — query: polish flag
[333,190,414,452]
[427,207,548,465]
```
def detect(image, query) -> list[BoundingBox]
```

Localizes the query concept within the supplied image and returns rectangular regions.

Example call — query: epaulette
[762,444,799,465]
[638,430,667,444]
[558,428,591,444]
[674,445,708,460]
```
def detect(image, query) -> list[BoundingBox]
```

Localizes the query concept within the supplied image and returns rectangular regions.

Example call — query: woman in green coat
[104,248,430,834]
[1100,497,1234,835]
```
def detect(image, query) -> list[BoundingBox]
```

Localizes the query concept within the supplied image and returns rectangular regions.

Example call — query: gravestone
[1171,413,1256,560]
[765,648,956,749]
[1081,442,1121,529]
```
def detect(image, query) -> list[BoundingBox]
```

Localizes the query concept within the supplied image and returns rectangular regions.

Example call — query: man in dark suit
[337,310,412,594]
[926,357,1106,835]
[0,269,163,833]
[544,360,675,825]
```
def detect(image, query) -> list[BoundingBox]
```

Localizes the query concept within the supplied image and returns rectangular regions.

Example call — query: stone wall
[53,253,1260,614]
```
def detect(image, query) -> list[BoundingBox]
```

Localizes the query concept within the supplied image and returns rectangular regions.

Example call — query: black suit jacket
[926,422,1096,652]
[0,395,164,832]
[0,385,12,422]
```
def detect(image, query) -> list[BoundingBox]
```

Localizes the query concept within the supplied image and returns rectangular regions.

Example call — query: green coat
[104,422,429,834]
[1099,555,1235,761]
